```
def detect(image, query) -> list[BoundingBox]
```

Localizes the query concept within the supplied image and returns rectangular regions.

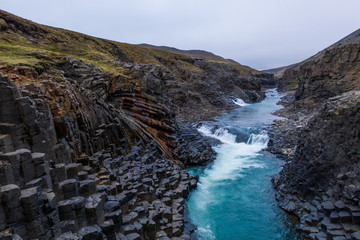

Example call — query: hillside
[262,64,296,80]
[0,10,275,121]
[0,9,274,240]
[139,44,247,68]
[270,27,360,239]
[279,28,360,97]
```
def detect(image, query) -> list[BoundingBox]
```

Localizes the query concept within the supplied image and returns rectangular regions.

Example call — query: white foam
[198,125,236,145]
[205,138,266,182]
[197,226,216,240]
[233,98,248,107]
[195,126,269,206]
[247,130,269,146]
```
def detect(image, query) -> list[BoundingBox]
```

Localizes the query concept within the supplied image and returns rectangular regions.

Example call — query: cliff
[140,44,277,87]
[279,28,360,101]
[272,28,360,239]
[0,8,272,164]
[0,10,272,121]
[0,9,270,240]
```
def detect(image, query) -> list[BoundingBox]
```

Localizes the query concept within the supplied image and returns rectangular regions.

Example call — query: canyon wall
[0,10,272,239]
[273,28,360,239]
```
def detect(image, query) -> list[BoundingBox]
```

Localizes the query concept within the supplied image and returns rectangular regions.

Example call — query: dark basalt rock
[175,120,216,166]
[267,28,360,239]
[0,73,203,239]
[77,225,103,240]
[270,84,360,239]
[275,91,360,197]
[0,9,274,239]
[0,74,205,240]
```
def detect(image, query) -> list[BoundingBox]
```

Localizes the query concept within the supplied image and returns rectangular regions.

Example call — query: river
[186,89,302,240]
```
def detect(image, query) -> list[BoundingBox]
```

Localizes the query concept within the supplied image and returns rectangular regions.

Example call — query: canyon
[1,8,360,240]
[0,10,273,240]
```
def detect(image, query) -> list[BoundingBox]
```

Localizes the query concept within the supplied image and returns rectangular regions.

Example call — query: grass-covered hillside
[0,9,273,122]
[0,10,260,79]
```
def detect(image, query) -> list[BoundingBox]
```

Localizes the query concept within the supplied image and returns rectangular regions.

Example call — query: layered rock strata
[0,9,274,240]
[0,9,270,122]
[0,74,199,240]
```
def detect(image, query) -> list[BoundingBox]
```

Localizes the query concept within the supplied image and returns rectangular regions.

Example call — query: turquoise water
[187,89,302,240]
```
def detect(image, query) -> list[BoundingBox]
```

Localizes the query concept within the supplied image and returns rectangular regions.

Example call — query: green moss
[285,79,299,90]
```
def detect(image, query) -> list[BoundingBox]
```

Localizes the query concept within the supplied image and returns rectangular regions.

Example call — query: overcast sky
[1,0,360,70]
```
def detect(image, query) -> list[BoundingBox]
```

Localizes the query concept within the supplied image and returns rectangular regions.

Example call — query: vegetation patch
[0,9,260,80]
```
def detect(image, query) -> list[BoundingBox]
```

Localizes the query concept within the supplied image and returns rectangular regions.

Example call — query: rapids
[187,89,302,240]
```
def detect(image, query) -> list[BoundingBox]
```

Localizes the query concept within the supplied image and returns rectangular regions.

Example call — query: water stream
[187,89,302,240]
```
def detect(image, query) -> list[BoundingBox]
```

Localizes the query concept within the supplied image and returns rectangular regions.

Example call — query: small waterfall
[198,125,236,145]
[233,98,248,107]
[198,125,269,149]
[196,124,267,182]
[246,130,269,147]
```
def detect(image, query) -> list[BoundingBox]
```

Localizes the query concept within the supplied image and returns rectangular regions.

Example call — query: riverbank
[268,89,360,240]
[266,91,304,162]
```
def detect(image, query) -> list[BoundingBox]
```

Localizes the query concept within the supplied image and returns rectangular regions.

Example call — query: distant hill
[262,64,297,79]
[139,44,241,65]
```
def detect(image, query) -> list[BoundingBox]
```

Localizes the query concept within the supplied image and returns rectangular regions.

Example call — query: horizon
[1,0,360,70]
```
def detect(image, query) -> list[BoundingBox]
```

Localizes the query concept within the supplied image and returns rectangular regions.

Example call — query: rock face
[0,10,271,240]
[0,75,198,239]
[0,9,270,122]
[278,91,360,196]
[109,58,268,121]
[279,28,360,104]
[271,28,360,239]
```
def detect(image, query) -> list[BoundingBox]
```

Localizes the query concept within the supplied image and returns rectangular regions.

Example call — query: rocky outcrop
[0,9,269,122]
[110,59,267,121]
[273,91,360,239]
[278,91,360,196]
[271,28,360,240]
[175,121,216,166]
[0,74,200,240]
[266,93,303,161]
[263,64,296,81]
[279,28,360,105]
[0,9,272,240]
